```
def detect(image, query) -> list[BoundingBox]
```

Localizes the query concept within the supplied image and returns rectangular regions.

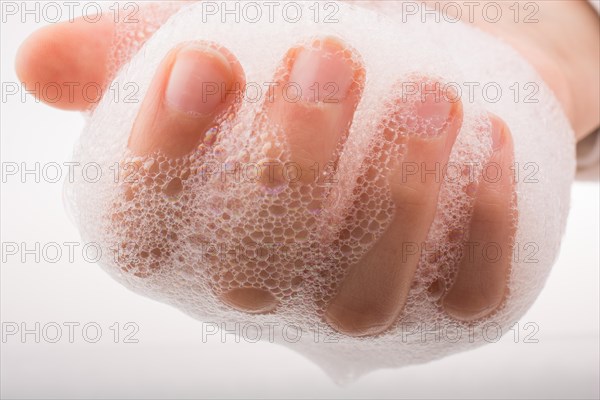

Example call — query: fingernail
[165,45,233,116]
[289,40,354,103]
[412,81,455,136]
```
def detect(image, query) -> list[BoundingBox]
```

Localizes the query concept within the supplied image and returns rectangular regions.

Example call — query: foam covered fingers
[324,79,463,336]
[442,115,516,321]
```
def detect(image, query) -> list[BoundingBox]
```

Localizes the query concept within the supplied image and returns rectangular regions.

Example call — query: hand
[14,1,595,337]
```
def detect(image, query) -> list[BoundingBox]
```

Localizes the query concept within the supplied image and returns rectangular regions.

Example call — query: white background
[1,4,599,399]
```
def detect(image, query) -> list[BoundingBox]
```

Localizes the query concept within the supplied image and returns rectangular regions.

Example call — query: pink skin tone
[15,1,598,336]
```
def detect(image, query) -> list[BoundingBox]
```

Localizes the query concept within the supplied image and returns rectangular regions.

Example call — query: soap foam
[65,1,575,381]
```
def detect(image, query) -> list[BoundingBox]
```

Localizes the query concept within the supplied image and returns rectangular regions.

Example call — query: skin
[15,1,599,336]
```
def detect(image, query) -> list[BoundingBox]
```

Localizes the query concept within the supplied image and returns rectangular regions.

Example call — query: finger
[128,41,243,158]
[219,37,365,314]
[324,78,463,336]
[261,36,365,187]
[112,42,244,279]
[15,16,114,110]
[442,115,516,321]
[15,3,184,110]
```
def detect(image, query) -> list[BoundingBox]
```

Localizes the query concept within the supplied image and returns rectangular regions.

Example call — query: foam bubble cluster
[65,1,575,381]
